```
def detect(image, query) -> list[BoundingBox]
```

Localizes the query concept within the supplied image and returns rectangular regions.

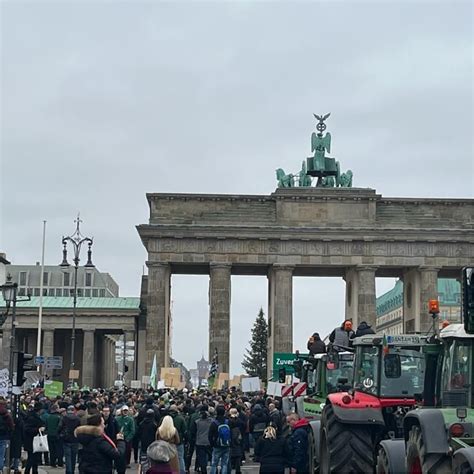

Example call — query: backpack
[215,419,231,447]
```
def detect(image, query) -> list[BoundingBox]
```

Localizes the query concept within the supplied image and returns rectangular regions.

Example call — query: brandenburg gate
[137,187,474,375]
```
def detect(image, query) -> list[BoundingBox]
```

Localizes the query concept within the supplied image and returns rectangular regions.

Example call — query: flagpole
[36,220,47,365]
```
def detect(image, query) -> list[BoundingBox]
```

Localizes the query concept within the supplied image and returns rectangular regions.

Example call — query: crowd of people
[0,385,312,474]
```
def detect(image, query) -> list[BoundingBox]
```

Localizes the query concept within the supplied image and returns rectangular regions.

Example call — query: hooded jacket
[288,418,309,472]
[137,416,158,452]
[74,425,125,474]
[307,335,326,355]
[58,413,81,443]
[249,406,269,434]
[354,321,376,338]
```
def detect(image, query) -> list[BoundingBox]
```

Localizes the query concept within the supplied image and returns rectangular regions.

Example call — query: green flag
[150,354,157,389]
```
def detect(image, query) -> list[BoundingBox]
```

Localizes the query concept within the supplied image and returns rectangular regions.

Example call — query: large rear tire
[406,426,451,474]
[308,428,316,473]
[319,404,374,473]
[376,446,390,474]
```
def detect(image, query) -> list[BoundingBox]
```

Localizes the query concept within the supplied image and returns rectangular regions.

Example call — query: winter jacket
[168,411,187,445]
[307,336,326,355]
[0,405,14,440]
[116,414,135,442]
[249,407,269,434]
[288,418,309,473]
[23,411,45,452]
[104,415,120,442]
[192,416,212,446]
[254,436,289,473]
[354,321,376,338]
[46,412,61,437]
[208,416,229,449]
[329,327,354,350]
[229,417,245,458]
[58,413,81,443]
[268,408,283,433]
[137,417,158,452]
[137,403,161,425]
[75,425,125,474]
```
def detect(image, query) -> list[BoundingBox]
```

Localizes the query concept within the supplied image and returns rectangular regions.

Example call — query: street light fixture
[60,214,94,385]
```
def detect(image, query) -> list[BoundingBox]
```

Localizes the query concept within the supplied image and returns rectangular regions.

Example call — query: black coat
[249,409,269,434]
[354,321,375,338]
[307,338,326,355]
[229,417,245,458]
[104,415,120,442]
[254,437,289,473]
[75,425,125,474]
[59,413,81,443]
[23,411,45,452]
[137,417,158,452]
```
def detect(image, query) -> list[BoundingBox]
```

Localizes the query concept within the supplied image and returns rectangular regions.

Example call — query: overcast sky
[1,1,473,376]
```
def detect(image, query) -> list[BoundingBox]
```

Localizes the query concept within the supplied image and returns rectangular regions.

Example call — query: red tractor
[319,334,431,473]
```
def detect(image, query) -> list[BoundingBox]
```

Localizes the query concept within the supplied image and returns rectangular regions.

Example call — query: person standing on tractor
[353,321,376,338]
[329,320,354,351]
[307,332,326,355]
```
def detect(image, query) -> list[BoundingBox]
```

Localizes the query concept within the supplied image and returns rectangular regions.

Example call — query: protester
[286,413,309,474]
[59,405,81,474]
[0,399,14,471]
[249,404,268,446]
[267,403,283,435]
[138,409,159,455]
[23,402,45,474]
[208,405,231,474]
[46,404,63,467]
[254,426,288,474]
[102,405,120,442]
[329,320,354,350]
[74,413,126,474]
[353,321,376,338]
[229,408,245,474]
[167,405,187,473]
[116,405,135,468]
[146,440,179,474]
[155,415,180,472]
[307,332,326,355]
[191,406,212,473]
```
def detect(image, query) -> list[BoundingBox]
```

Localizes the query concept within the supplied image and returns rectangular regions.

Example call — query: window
[63,273,70,286]
[77,289,83,297]
[19,272,27,286]
[85,289,91,297]
[18,288,26,296]
[99,289,106,297]
[48,289,55,296]
[43,272,49,286]
[92,289,98,297]
[85,273,92,287]
[56,289,62,297]
[43,289,48,296]
[63,289,70,297]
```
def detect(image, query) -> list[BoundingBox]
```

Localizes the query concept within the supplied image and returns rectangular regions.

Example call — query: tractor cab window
[442,340,472,406]
[354,346,379,394]
[326,354,354,393]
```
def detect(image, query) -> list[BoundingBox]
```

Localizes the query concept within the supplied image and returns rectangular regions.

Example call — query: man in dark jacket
[168,405,187,473]
[137,409,158,455]
[353,321,376,338]
[75,413,125,474]
[0,399,14,471]
[208,405,230,474]
[249,404,269,444]
[23,402,45,474]
[286,413,309,474]
[307,333,326,355]
[102,406,120,442]
[58,405,80,474]
[46,405,63,467]
[136,397,160,425]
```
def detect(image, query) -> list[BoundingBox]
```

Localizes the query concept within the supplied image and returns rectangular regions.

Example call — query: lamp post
[60,215,94,385]
[1,274,18,387]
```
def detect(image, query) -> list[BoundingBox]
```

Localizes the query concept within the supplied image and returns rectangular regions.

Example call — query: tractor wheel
[406,426,451,474]
[454,462,472,474]
[308,428,316,473]
[319,404,374,473]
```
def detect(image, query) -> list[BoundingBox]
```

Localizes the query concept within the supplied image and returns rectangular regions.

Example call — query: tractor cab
[352,334,428,399]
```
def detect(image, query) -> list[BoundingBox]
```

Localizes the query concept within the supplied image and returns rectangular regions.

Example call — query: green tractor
[377,267,474,474]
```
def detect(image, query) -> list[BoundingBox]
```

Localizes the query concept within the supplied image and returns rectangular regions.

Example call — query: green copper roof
[0,296,140,310]
[377,279,461,317]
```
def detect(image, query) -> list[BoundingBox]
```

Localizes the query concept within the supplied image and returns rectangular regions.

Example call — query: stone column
[356,266,377,329]
[42,330,54,358]
[82,330,95,387]
[272,264,293,353]
[209,263,231,374]
[145,262,171,375]
[344,268,359,325]
[419,267,439,333]
[403,268,421,333]
[267,268,275,379]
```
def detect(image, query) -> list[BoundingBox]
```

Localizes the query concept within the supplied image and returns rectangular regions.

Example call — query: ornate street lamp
[60,214,94,385]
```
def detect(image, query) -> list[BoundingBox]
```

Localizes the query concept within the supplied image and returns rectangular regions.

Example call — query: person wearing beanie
[74,413,125,474]
[46,405,63,467]
[307,332,326,355]
[58,406,81,474]
[137,409,158,456]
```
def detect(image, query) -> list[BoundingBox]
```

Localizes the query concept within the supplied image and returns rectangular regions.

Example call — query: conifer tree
[242,307,268,379]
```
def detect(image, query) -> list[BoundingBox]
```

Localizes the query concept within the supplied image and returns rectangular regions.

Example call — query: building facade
[376,279,461,334]
[8,264,119,298]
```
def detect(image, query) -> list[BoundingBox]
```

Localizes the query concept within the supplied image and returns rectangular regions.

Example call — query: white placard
[0,369,9,396]
[241,377,261,393]
[130,380,141,389]
[266,381,284,397]
[157,380,165,389]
